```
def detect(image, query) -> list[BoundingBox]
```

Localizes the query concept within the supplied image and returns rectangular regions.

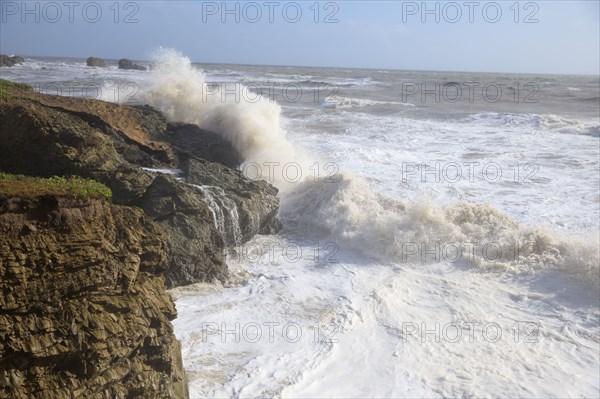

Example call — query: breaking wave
[320,96,415,109]
[139,48,298,168]
[280,174,599,288]
[139,48,599,290]
[464,112,600,137]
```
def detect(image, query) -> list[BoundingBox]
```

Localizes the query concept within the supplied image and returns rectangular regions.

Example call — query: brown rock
[86,57,106,67]
[0,195,189,398]
[0,89,176,205]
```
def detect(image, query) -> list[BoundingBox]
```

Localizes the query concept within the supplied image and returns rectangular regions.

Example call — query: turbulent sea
[3,51,599,398]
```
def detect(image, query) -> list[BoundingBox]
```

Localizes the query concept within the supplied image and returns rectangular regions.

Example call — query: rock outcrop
[118,59,147,71]
[0,80,280,287]
[185,158,281,241]
[0,89,175,205]
[131,106,242,168]
[140,161,280,286]
[86,57,106,67]
[0,55,25,67]
[0,191,188,398]
[166,123,242,169]
[142,175,226,286]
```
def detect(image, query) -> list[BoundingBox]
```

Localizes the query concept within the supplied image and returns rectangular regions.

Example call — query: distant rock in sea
[86,56,106,67]
[118,58,147,71]
[0,55,25,67]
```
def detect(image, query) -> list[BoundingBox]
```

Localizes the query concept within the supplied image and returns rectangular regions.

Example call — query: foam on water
[320,95,415,109]
[174,233,599,398]
[286,109,600,233]
[463,112,600,137]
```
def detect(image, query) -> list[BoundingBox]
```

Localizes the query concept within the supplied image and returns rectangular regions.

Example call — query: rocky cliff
[0,78,282,397]
[0,80,280,287]
[0,180,188,398]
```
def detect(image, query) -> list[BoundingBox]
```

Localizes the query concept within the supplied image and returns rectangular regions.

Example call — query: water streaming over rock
[192,184,242,247]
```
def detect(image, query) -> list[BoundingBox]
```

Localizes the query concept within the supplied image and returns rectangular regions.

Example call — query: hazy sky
[0,1,598,74]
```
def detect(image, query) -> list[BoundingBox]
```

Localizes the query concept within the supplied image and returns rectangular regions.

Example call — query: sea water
[4,50,599,398]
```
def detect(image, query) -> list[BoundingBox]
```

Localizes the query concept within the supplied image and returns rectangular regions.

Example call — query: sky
[0,0,598,74]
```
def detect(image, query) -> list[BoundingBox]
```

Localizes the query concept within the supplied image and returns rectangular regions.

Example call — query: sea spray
[141,48,599,290]
[141,48,303,179]
[281,174,599,288]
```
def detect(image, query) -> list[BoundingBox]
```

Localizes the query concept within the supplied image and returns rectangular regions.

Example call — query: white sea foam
[280,173,599,288]
[464,112,600,137]
[321,95,415,109]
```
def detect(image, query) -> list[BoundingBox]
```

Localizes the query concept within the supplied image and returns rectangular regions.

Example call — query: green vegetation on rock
[0,173,112,201]
[0,78,32,100]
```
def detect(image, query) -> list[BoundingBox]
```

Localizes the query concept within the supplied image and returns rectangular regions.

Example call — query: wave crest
[139,48,599,290]
[281,174,599,287]
[140,48,296,167]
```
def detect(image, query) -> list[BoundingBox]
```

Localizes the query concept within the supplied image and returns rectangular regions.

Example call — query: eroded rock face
[166,123,242,169]
[140,160,280,287]
[131,106,242,168]
[86,57,106,67]
[142,175,226,286]
[185,158,280,241]
[0,196,188,398]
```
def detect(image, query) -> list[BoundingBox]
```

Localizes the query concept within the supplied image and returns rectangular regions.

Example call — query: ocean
[3,50,599,398]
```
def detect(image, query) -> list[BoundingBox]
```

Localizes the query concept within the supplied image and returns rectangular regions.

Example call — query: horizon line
[5,52,598,78]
